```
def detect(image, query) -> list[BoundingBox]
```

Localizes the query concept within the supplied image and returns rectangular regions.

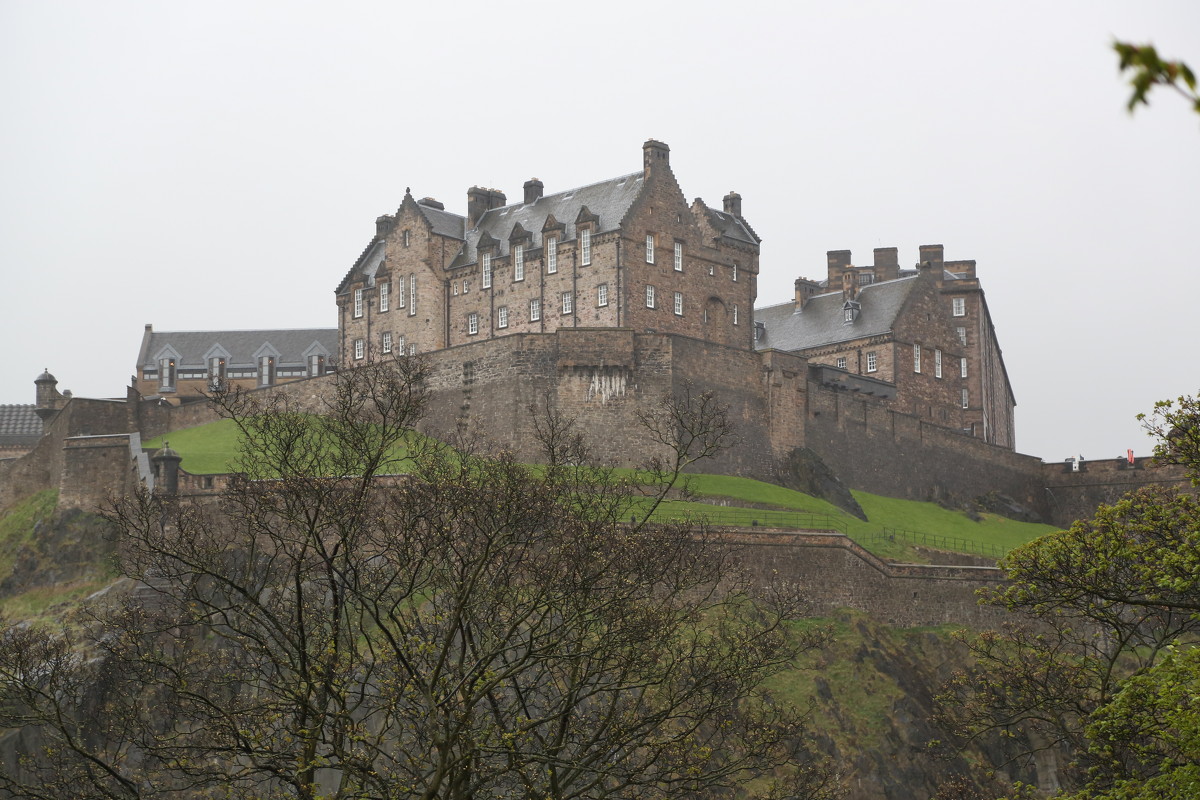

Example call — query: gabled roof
[704,207,759,245]
[0,405,42,444]
[754,276,919,352]
[417,202,466,240]
[450,171,645,268]
[140,328,338,368]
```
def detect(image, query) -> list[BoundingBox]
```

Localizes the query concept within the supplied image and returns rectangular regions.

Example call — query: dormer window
[843,301,860,323]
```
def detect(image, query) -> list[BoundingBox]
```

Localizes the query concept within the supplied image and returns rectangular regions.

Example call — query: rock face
[777,447,867,520]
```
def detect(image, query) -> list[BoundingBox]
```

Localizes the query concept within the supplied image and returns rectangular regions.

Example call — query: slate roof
[705,207,759,245]
[451,171,646,268]
[417,202,466,240]
[754,276,919,352]
[0,405,42,445]
[139,328,338,369]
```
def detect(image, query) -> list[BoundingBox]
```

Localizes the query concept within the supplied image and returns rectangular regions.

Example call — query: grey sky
[2,0,1197,463]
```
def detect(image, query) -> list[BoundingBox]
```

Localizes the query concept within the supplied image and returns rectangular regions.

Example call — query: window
[398,276,406,308]
[857,272,874,286]
[547,236,558,273]
[513,245,524,281]
[530,298,541,321]
[645,234,655,263]
[844,307,855,323]
[952,297,965,317]
[673,291,683,316]
[482,252,492,289]
[961,388,970,409]
[708,263,714,276]
[597,283,608,307]
[353,288,363,318]
[408,344,415,356]
[403,229,411,247]
[463,279,469,294]
[866,351,877,373]
[397,334,406,354]
[645,285,656,308]
[468,313,479,335]
[960,357,968,378]
[956,326,967,345]
[733,304,739,325]
[836,357,847,370]
[408,274,416,316]
[562,291,573,314]
[208,357,226,389]
[159,357,176,390]
[732,263,738,282]
[453,282,459,295]
[307,354,323,377]
[382,331,393,353]
[580,229,591,266]
[497,306,509,328]
[353,340,364,360]
[379,281,390,312]
[934,349,943,378]
[259,355,275,386]
[913,343,921,373]
[673,242,683,271]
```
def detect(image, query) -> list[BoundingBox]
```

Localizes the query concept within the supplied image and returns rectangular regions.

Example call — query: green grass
[143,421,1058,558]
[0,579,113,622]
[0,490,59,578]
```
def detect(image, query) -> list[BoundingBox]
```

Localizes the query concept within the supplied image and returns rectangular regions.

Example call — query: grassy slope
[145,421,1058,559]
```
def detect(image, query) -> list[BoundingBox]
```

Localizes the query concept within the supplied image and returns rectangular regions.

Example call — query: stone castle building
[336,140,1015,451]
[336,140,759,365]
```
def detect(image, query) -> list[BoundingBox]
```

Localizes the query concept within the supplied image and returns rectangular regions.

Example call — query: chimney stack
[723,191,742,218]
[826,249,852,287]
[873,247,898,282]
[795,277,821,310]
[376,214,395,238]
[523,178,544,205]
[467,186,507,228]
[642,139,670,178]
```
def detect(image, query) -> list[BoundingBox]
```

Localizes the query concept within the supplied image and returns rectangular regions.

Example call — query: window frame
[467,312,479,335]
[530,298,541,321]
[353,340,364,360]
[382,331,393,353]
[952,297,965,317]
[353,288,363,318]
[673,291,683,316]
[379,280,390,312]
[562,291,573,314]
[598,283,608,307]
[482,252,493,289]
[580,229,591,266]
[836,356,847,370]
[408,274,416,316]
[960,357,968,378]
[866,351,877,373]
[645,285,656,309]
[961,388,970,409]
[497,305,509,329]
[673,241,683,272]
[913,343,921,373]
[733,304,739,325]
[547,236,558,273]
[645,234,655,264]
[934,349,943,378]
[513,245,524,282]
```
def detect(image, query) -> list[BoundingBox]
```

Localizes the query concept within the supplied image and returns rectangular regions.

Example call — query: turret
[34,368,64,422]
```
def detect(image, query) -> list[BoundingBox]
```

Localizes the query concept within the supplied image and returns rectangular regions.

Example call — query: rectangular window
[836,357,847,370]
[463,279,469,294]
[159,357,176,390]
[562,291,573,314]
[408,274,416,316]
[208,357,225,389]
[307,354,322,377]
[353,341,363,361]
[960,357,968,378]
[866,351,877,373]
[468,313,479,335]
[513,245,525,281]
[259,355,275,386]
[645,285,656,309]
[646,234,655,263]
[732,263,738,282]
[547,236,558,273]
[379,281,390,312]
[673,242,683,271]
[353,288,363,318]
[673,291,683,316]
[408,344,415,356]
[952,297,965,316]
[497,306,509,328]
[857,272,874,286]
[935,349,943,378]
[580,229,591,266]
[382,331,393,353]
[961,388,970,409]
[530,298,541,321]
[733,304,739,325]
[398,276,406,308]
[597,283,608,307]
[403,229,411,247]
[397,334,406,353]
[482,252,492,289]
[913,343,921,373]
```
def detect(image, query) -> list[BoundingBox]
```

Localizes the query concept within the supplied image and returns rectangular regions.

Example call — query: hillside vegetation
[145,419,1057,560]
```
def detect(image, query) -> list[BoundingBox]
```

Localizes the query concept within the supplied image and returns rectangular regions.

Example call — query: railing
[864,527,1008,560]
[648,506,847,534]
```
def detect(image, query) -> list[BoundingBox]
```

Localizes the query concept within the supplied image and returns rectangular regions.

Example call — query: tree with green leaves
[1114,42,1200,117]
[940,393,1200,799]
[0,357,837,800]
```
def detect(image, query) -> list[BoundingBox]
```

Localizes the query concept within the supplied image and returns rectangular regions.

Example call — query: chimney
[918,244,944,272]
[826,249,852,286]
[723,191,742,217]
[376,214,395,238]
[873,247,898,282]
[795,277,821,310]
[841,268,859,302]
[523,178,544,205]
[467,186,507,228]
[643,139,670,178]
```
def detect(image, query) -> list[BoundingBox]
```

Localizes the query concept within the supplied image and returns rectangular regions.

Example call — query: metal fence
[649,506,847,534]
[864,527,1008,560]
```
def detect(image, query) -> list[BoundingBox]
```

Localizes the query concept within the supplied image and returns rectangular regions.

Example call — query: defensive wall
[3,329,1190,526]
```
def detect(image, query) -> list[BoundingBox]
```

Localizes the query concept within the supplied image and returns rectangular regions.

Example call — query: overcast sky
[2,1,1197,462]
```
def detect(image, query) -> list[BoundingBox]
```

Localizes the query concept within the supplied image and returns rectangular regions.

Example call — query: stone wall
[1040,455,1190,527]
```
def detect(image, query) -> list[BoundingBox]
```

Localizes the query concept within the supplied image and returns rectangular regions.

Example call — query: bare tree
[0,358,836,800]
